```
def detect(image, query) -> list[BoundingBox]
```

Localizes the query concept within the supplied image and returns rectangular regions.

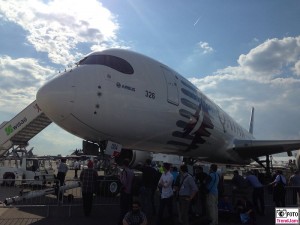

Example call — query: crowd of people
[116,161,222,225]
[55,157,300,225]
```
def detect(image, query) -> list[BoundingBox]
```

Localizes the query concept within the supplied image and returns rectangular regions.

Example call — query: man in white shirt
[157,162,174,225]
[74,159,80,178]
[56,158,69,202]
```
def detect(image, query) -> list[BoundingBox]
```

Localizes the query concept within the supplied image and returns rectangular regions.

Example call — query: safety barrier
[223,183,299,207]
[1,178,298,211]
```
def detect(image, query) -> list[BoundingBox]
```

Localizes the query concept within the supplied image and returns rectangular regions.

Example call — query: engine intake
[115,149,152,167]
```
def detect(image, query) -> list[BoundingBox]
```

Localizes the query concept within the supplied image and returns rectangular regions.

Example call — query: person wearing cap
[80,160,98,217]
[156,162,174,225]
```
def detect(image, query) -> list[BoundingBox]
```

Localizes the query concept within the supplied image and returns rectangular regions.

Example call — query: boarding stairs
[0,100,52,157]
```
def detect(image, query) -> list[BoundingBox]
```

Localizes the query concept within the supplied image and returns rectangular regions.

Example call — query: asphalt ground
[0,204,277,225]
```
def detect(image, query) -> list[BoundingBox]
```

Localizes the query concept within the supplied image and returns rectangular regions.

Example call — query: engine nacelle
[115,149,152,168]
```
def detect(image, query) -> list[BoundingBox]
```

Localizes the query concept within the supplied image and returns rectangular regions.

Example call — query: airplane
[36,48,300,168]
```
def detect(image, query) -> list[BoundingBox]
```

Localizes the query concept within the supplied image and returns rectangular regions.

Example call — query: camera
[276,209,288,218]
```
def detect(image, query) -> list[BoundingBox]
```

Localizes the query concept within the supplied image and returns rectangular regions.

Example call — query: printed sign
[275,208,299,224]
[105,141,122,156]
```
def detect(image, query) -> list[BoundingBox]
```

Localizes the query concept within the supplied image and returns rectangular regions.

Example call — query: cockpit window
[78,55,134,74]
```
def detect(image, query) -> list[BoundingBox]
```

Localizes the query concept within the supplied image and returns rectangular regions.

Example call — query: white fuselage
[36,49,254,164]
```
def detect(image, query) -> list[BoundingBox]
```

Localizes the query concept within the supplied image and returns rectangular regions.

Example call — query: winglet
[249,107,254,135]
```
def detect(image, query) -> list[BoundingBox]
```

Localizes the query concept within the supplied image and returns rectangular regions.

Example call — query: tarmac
[0,205,119,225]
[0,203,277,225]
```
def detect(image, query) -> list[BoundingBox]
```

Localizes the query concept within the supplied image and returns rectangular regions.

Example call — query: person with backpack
[205,164,219,225]
[177,164,198,225]
[118,158,135,225]
[269,170,287,207]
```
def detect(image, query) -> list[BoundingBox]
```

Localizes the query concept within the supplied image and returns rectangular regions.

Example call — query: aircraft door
[161,67,179,105]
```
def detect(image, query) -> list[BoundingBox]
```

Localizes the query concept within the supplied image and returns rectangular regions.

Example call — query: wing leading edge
[233,139,300,159]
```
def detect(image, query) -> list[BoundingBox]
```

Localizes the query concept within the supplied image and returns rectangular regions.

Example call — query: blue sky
[0,0,300,156]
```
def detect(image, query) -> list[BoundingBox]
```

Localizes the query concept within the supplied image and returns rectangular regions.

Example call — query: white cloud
[293,60,300,76]
[90,42,130,52]
[0,0,129,156]
[0,0,120,65]
[197,41,214,54]
[0,54,80,155]
[0,55,54,112]
[189,36,300,140]
[237,37,300,79]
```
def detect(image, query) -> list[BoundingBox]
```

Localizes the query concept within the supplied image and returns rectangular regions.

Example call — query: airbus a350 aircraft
[36,49,300,165]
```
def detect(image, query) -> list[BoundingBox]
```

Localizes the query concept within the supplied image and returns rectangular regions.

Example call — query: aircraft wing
[233,139,300,159]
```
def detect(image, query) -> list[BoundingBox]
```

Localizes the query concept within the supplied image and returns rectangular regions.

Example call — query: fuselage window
[79,55,134,74]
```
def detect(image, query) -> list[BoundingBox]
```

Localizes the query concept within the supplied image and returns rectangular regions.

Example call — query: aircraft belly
[56,113,113,142]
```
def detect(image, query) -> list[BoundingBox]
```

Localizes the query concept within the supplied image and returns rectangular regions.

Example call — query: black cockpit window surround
[78,55,134,74]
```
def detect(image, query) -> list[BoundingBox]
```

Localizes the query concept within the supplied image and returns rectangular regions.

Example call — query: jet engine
[114,149,152,168]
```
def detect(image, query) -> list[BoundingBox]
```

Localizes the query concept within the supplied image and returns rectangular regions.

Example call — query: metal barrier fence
[223,183,299,207]
[0,179,298,208]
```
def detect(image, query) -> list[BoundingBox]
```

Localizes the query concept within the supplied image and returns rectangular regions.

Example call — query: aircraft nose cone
[36,74,74,122]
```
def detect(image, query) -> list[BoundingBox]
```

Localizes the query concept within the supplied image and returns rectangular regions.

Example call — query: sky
[0,0,300,157]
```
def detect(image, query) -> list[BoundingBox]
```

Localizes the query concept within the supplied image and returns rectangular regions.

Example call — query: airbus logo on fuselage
[116,82,135,92]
